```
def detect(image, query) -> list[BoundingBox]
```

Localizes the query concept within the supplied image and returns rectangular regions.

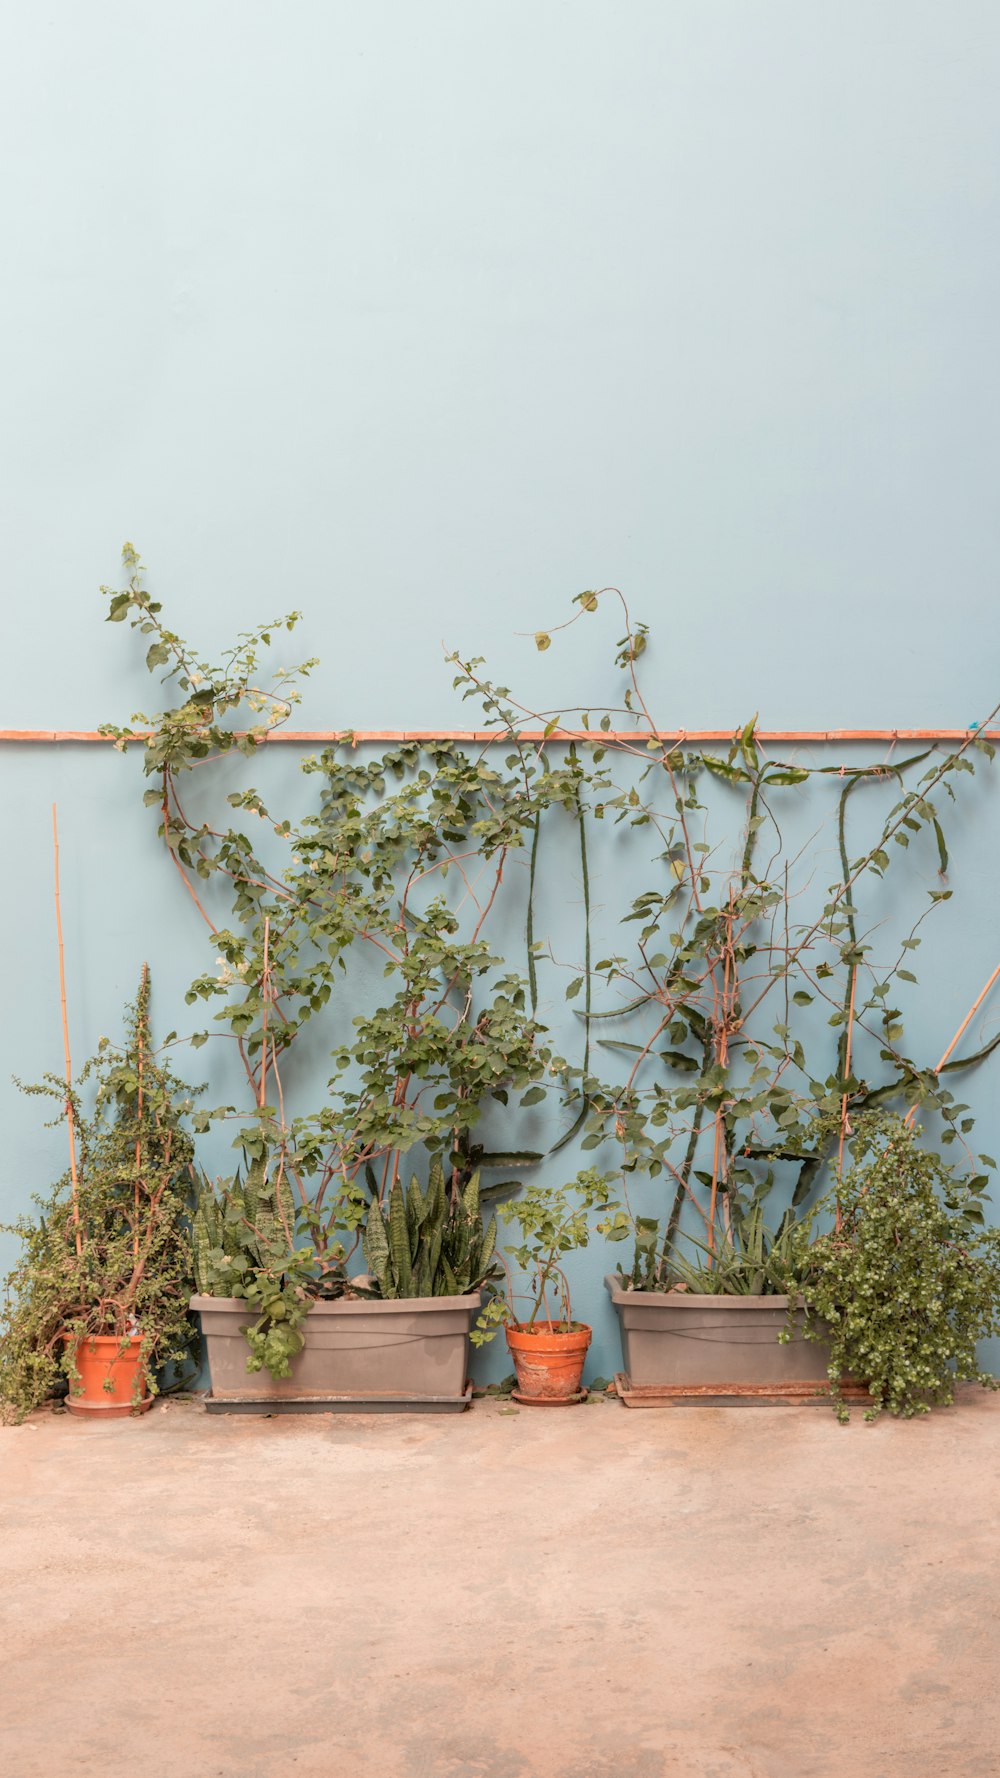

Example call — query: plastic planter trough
[191,1291,482,1414]
[604,1274,836,1404]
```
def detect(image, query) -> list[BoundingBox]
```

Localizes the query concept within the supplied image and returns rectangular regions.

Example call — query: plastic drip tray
[204,1383,474,1415]
[613,1373,874,1408]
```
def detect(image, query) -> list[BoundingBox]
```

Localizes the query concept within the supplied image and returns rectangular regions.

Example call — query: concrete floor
[2,1391,999,1778]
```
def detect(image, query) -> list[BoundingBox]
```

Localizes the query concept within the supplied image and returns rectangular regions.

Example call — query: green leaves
[99,549,1000,1357]
[362,1166,499,1301]
[490,1167,621,1331]
[765,767,809,787]
[2,973,200,1421]
[703,755,748,783]
[796,1114,1000,1421]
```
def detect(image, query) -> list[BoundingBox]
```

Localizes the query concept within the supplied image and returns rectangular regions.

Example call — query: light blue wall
[3,4,1000,1382]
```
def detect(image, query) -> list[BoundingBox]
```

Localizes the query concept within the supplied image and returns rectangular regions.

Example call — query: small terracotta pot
[67,1335,153,1419]
[506,1321,592,1402]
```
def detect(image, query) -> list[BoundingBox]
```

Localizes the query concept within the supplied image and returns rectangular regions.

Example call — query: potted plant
[604,1203,833,1395]
[449,591,1000,1402]
[474,1168,623,1404]
[180,736,555,1410]
[191,1156,499,1409]
[101,565,579,1407]
[0,970,199,1421]
[786,1113,1000,1422]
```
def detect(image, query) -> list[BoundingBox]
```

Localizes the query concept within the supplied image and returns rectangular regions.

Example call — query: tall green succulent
[630,1201,802,1296]
[192,1153,296,1297]
[363,1161,497,1299]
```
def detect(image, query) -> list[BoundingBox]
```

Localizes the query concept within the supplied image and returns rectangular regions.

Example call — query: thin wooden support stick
[134,962,148,1260]
[905,958,1000,1128]
[835,965,857,1231]
[259,917,270,1110]
[52,805,82,1259]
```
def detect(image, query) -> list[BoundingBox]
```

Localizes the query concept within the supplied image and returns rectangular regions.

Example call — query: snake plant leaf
[388,1183,412,1296]
[363,1206,391,1295]
[425,1226,443,1291]
[478,1215,497,1274]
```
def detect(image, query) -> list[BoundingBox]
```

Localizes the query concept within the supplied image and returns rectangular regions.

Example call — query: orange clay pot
[506,1321,592,1403]
[67,1334,154,1419]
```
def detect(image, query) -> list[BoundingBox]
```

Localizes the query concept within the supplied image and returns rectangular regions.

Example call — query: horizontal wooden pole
[1,727,995,747]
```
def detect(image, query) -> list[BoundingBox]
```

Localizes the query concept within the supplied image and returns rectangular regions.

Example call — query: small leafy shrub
[473,1168,626,1342]
[787,1114,1000,1422]
[0,972,198,1421]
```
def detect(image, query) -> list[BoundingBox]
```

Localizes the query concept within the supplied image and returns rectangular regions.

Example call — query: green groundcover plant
[0,972,199,1421]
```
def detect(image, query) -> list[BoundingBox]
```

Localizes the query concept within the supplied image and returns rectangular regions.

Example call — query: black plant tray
[204,1383,474,1416]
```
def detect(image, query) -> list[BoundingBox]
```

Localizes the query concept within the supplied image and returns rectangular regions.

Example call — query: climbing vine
[101,549,1000,1313]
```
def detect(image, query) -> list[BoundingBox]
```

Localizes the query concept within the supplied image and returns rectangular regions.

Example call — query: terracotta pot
[67,1334,153,1418]
[506,1321,592,1402]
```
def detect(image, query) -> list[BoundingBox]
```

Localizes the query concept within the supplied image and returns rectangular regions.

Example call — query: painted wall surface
[3,4,1000,1382]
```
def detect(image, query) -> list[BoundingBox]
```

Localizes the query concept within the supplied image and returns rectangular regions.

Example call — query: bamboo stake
[52,805,82,1259]
[134,962,148,1261]
[835,965,858,1232]
[259,917,270,1109]
[905,959,1000,1128]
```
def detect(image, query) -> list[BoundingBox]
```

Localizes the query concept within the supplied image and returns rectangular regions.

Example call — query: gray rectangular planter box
[604,1274,831,1388]
[191,1290,482,1412]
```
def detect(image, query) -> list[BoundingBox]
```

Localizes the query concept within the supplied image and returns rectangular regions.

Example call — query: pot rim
[190,1290,483,1316]
[604,1273,803,1310]
[506,1320,592,1344]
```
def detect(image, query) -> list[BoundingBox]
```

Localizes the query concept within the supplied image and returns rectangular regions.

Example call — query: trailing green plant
[628,1202,802,1296]
[0,971,199,1421]
[362,1159,498,1298]
[193,1154,352,1379]
[782,1113,1000,1422]
[472,1169,627,1342]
